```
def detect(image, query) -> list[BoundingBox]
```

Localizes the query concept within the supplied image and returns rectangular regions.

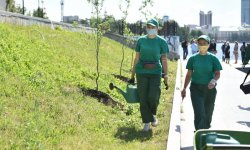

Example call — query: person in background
[240,42,246,64]
[233,41,239,64]
[208,39,217,54]
[181,35,222,131]
[182,40,188,60]
[221,42,226,62]
[130,18,169,131]
[225,41,230,64]
[191,39,199,54]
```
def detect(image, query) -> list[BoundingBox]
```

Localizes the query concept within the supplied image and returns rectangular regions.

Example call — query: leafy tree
[6,0,15,12]
[119,0,131,76]
[33,7,47,18]
[190,30,203,39]
[87,0,108,91]
[80,19,90,26]
[177,26,190,42]
[73,21,79,27]
[160,20,179,37]
[6,0,26,14]
[103,15,116,33]
[127,21,144,35]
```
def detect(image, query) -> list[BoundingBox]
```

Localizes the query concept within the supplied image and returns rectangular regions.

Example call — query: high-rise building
[241,0,250,25]
[199,11,212,27]
[63,16,79,23]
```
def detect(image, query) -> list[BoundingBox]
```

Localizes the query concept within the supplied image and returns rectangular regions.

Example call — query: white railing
[0,10,95,33]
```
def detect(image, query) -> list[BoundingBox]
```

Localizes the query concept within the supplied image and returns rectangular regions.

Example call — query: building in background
[63,15,79,23]
[241,0,250,26]
[199,11,212,27]
[0,0,7,11]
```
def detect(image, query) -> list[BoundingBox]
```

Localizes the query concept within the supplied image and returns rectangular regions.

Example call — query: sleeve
[135,39,141,52]
[160,39,169,54]
[186,56,193,70]
[213,56,223,71]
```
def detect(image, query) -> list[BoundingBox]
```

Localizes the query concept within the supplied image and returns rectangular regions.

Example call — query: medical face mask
[198,45,209,55]
[146,29,158,36]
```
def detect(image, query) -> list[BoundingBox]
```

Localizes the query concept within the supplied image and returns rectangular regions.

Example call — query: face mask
[146,29,157,36]
[198,45,209,54]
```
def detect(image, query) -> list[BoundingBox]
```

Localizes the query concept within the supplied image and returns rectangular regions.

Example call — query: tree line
[6,0,47,18]
[6,0,206,43]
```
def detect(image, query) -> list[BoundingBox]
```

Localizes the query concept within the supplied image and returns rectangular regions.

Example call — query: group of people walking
[221,41,247,64]
[182,39,248,64]
[128,17,248,132]
[180,37,249,131]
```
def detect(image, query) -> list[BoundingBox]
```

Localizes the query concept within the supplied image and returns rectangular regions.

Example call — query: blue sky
[15,0,241,27]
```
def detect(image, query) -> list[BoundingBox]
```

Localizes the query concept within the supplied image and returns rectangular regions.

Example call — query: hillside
[0,23,177,149]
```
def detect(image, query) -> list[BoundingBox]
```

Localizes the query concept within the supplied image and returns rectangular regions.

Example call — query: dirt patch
[80,87,124,110]
[112,74,130,83]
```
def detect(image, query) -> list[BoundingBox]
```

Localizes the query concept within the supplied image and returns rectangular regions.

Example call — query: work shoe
[143,123,151,131]
[151,115,158,127]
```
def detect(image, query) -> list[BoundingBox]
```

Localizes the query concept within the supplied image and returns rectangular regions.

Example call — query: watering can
[109,83,140,103]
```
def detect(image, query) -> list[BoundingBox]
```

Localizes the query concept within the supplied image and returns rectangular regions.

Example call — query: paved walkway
[167,59,250,150]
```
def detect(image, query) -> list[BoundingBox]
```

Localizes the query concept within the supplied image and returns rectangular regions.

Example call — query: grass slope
[0,23,177,149]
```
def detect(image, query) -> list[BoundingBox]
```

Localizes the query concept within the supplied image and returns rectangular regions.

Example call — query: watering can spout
[109,83,139,103]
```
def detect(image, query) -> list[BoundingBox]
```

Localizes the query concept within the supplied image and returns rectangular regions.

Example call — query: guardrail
[0,10,95,33]
[104,32,136,49]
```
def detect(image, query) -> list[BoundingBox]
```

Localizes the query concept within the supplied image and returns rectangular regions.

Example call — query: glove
[165,82,169,90]
[163,74,168,90]
[208,79,217,89]
[128,77,135,84]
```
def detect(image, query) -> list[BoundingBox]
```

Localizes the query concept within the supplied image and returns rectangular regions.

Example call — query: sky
[15,0,241,27]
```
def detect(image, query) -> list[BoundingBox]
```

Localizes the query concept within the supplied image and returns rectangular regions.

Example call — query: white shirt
[191,43,199,54]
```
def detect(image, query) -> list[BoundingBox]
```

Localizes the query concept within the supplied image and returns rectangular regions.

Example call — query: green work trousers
[136,74,161,123]
[190,83,217,130]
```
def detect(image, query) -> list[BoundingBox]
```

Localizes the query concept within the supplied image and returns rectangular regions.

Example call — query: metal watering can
[109,83,140,103]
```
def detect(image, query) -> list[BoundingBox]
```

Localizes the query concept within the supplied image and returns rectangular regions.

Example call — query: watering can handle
[128,78,135,84]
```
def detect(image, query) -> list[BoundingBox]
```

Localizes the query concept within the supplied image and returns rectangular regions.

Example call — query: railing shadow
[235,67,250,74]
[237,121,250,128]
[175,125,181,133]
[181,146,194,150]
[238,105,250,111]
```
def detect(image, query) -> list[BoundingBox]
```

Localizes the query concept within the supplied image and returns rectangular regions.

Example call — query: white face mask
[146,29,158,36]
[198,45,209,55]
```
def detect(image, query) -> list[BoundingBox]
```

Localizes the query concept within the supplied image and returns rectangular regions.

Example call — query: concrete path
[167,59,250,150]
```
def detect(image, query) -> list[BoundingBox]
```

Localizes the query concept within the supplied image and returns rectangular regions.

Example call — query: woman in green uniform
[130,18,169,131]
[181,35,222,131]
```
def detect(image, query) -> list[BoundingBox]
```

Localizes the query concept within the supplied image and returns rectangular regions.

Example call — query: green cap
[197,35,210,44]
[147,18,159,27]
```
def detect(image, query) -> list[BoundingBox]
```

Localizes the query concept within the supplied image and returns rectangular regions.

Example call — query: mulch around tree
[80,87,124,110]
[112,74,130,83]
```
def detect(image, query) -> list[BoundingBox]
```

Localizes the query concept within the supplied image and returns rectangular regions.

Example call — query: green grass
[0,23,177,149]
